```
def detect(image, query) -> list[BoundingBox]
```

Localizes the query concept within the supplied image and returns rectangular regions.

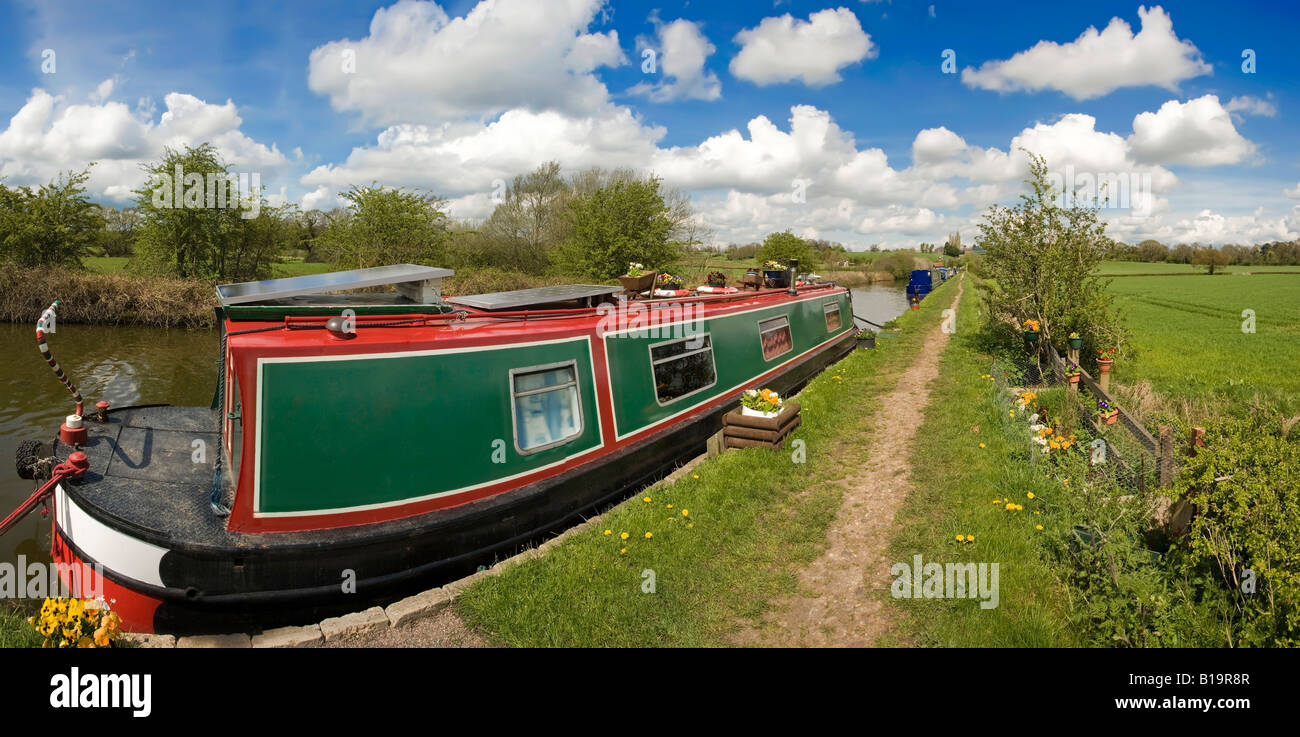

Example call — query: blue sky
[1,0,1297,248]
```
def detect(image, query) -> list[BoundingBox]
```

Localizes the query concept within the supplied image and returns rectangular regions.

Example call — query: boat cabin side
[213,266,855,534]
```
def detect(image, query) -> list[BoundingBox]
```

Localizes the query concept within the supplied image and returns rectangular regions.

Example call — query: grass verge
[453,277,961,646]
[886,277,1081,646]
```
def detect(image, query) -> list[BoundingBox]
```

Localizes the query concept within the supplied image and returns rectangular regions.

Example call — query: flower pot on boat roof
[619,263,655,295]
[762,261,789,288]
[706,270,727,287]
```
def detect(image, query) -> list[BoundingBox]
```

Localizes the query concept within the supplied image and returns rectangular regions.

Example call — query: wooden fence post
[1158,425,1174,487]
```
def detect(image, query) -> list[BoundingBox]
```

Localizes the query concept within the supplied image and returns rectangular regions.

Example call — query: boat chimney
[787,258,799,296]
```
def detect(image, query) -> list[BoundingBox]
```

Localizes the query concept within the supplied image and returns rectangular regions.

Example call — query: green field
[1106,273,1300,415]
[1098,261,1300,276]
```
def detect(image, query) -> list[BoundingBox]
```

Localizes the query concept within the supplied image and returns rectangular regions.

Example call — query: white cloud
[301,105,665,205]
[730,8,876,87]
[961,5,1210,100]
[629,18,722,102]
[1224,94,1277,118]
[1128,95,1256,166]
[306,0,626,126]
[0,88,287,203]
[1284,183,1300,199]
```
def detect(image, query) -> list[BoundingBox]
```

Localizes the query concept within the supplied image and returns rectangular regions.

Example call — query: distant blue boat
[906,269,933,301]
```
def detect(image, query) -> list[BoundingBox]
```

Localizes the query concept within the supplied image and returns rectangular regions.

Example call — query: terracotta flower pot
[1102,409,1119,425]
[1068,374,1080,385]
[1097,358,1113,374]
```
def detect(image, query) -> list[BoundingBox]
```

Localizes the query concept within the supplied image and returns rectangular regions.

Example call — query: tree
[98,206,140,257]
[976,150,1124,357]
[554,176,678,279]
[1192,246,1231,275]
[942,242,962,258]
[134,144,283,281]
[758,230,819,269]
[1137,239,1168,263]
[315,183,450,271]
[0,168,102,267]
[482,161,570,272]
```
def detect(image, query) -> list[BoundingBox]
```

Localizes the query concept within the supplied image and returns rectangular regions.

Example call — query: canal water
[0,283,908,572]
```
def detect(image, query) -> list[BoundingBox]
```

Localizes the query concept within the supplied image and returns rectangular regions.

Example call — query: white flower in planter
[1033,436,1047,446]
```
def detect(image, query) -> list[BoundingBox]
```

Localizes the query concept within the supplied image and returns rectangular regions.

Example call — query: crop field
[1098,261,1300,276]
[1106,273,1300,414]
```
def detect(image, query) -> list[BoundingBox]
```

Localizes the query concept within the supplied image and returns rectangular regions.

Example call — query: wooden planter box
[722,402,801,449]
[741,272,763,291]
[619,272,656,296]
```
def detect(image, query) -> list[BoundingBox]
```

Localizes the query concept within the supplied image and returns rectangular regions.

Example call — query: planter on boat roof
[619,272,656,294]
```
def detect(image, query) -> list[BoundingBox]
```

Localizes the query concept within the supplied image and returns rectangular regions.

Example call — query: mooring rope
[35,300,83,417]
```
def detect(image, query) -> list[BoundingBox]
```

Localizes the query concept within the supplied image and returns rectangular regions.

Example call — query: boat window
[651,334,717,405]
[511,362,583,454]
[824,302,842,332]
[758,316,793,361]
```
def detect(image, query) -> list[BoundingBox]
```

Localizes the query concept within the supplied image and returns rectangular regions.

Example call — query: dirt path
[739,277,964,647]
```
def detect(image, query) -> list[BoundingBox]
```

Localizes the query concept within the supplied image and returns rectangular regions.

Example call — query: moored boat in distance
[15,264,856,633]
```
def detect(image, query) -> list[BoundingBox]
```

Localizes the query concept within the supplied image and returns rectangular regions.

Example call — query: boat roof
[447,284,620,310]
[216,264,454,306]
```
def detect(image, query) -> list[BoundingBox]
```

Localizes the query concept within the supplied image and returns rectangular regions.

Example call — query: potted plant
[1068,332,1082,350]
[741,388,785,418]
[1064,362,1081,385]
[706,270,727,287]
[855,328,876,348]
[619,262,655,294]
[1023,319,1041,342]
[1096,346,1117,374]
[656,272,684,291]
[762,260,788,288]
[1096,399,1118,425]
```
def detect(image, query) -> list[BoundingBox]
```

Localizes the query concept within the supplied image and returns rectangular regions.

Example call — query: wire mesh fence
[988,342,1175,491]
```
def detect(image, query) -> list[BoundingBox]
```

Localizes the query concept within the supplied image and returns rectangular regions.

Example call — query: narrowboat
[8,264,857,634]
[906,269,934,302]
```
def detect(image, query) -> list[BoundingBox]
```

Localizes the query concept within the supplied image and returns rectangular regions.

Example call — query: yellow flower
[620,548,627,555]
[644,532,653,539]
[687,523,693,528]
[666,504,673,509]
[1035,525,1044,531]
[620,532,629,540]
[643,497,651,503]
[1026,492,1035,499]
[978,443,985,448]
[692,474,699,480]
[1005,503,1015,510]
[955,534,964,541]
[604,529,611,535]
[681,509,689,516]
[967,535,975,543]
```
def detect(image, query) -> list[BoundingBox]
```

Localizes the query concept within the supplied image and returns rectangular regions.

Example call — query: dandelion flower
[681,509,689,517]
[956,534,964,541]
[692,474,700,480]
[620,548,627,555]
[643,497,651,503]
[644,532,653,539]
[620,532,629,540]
[666,504,673,509]
[967,535,975,543]
[604,529,611,536]
[1027,492,1035,499]
[687,523,694,528]
[978,443,985,448]
[1035,525,1044,531]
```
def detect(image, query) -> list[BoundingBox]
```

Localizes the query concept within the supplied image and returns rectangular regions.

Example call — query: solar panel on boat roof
[447,284,621,310]
[216,264,453,305]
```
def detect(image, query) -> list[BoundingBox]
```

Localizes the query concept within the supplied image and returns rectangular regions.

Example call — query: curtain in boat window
[512,364,581,453]
[651,335,717,403]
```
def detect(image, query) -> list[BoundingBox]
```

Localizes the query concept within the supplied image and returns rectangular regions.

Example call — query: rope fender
[36,299,83,417]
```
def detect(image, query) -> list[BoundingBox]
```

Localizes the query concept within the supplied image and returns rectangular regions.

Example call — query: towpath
[735,276,964,647]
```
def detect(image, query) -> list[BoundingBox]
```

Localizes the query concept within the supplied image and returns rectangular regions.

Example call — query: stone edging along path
[124,453,713,649]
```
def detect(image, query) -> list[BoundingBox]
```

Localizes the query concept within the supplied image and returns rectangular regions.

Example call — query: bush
[1169,418,1300,646]
[757,230,819,270]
